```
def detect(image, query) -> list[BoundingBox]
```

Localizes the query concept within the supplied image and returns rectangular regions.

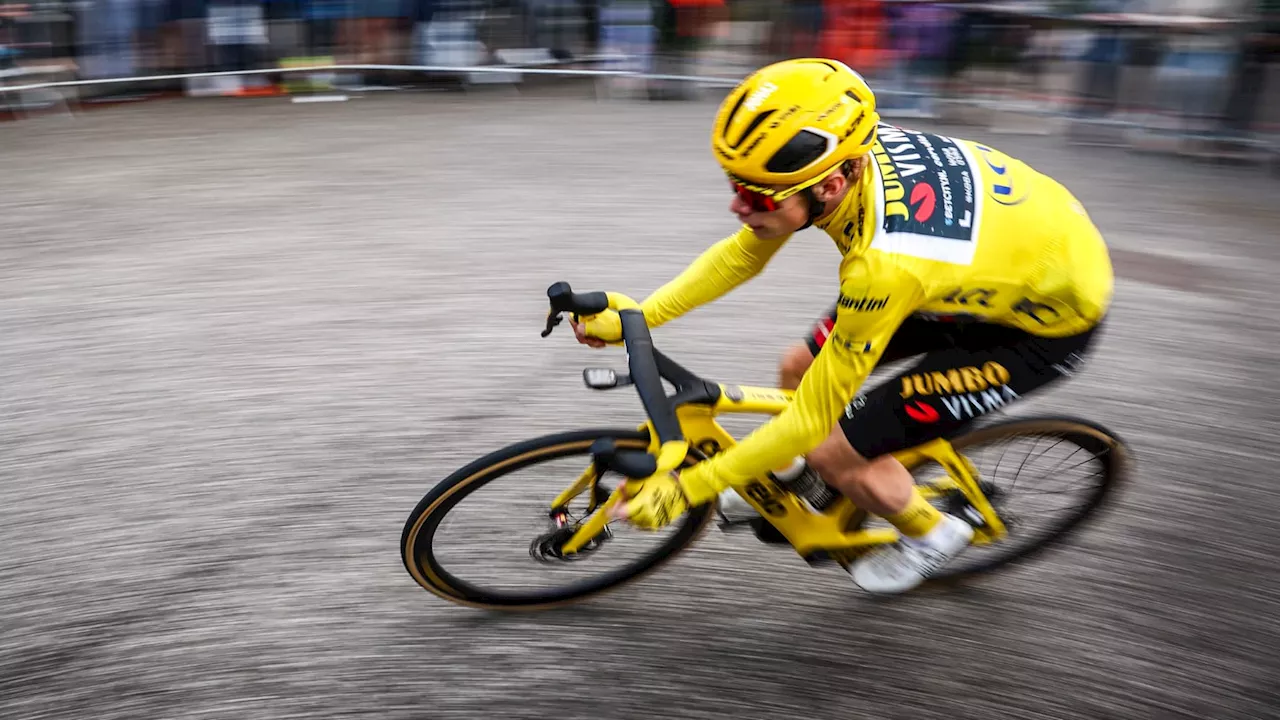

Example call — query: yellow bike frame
[547,291,1008,568]
[554,387,1007,567]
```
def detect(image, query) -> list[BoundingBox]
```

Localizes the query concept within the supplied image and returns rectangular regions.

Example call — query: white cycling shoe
[718,486,974,595]
[850,513,974,595]
[716,487,761,525]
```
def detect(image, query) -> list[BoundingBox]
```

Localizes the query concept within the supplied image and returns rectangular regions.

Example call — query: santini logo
[743,82,778,112]
[837,294,890,312]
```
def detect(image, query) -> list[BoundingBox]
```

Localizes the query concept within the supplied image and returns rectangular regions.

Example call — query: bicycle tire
[400,427,716,611]
[913,415,1131,583]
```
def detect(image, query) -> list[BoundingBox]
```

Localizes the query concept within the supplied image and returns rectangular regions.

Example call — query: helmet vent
[729,109,776,150]
[765,129,829,174]
[721,90,750,141]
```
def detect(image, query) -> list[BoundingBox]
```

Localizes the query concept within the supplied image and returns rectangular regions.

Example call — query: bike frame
[542,286,1008,568]
[556,385,1007,566]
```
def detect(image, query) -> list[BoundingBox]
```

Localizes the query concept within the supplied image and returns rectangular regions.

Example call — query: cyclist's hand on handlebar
[610,471,688,529]
[570,318,607,348]
[570,309,623,348]
[610,468,719,530]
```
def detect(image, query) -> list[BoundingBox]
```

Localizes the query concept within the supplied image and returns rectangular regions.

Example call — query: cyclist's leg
[804,319,1029,520]
[731,311,966,528]
[779,303,838,390]
[831,321,1100,463]
[730,311,959,527]
[806,320,1103,592]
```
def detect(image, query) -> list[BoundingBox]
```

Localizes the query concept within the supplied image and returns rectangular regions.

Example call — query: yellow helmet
[711,58,880,201]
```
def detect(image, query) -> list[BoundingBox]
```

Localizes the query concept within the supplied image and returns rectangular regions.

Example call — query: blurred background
[4,2,1280,720]
[2,0,1279,156]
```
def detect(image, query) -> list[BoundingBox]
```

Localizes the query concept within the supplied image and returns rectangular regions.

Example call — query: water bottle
[769,457,839,514]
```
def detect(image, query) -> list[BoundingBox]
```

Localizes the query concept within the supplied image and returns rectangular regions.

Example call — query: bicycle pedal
[942,491,988,529]
[715,512,757,532]
[960,505,987,528]
[746,517,793,546]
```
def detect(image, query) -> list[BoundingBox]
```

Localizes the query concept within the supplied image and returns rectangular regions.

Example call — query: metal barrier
[1,0,1276,165]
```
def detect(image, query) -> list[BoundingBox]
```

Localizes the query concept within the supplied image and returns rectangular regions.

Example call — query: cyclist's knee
[779,343,815,391]
[808,431,911,510]
[807,428,866,487]
[845,455,913,511]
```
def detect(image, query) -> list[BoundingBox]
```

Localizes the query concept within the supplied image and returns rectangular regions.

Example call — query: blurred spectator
[939,1,1035,99]
[162,0,210,73]
[1145,0,1252,132]
[1220,0,1280,136]
[262,0,302,62]
[821,0,890,75]
[782,0,823,60]
[405,0,433,66]
[0,0,1271,153]
[649,0,724,100]
[1,2,30,68]
[881,1,958,117]
[1071,0,1147,118]
[303,0,348,58]
[207,0,268,71]
[134,0,167,71]
[77,0,143,79]
[357,0,404,64]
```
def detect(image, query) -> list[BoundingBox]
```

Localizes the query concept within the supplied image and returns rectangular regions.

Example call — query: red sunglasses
[731,180,779,213]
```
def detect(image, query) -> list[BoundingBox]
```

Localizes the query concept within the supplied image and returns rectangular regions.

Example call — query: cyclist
[570,58,1113,595]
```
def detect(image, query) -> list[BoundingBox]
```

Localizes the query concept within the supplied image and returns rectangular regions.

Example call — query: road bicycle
[400,283,1131,611]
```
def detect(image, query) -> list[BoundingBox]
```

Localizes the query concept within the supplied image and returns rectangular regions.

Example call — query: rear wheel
[400,428,715,610]
[902,415,1130,581]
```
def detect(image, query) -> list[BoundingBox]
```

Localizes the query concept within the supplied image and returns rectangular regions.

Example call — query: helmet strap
[797,160,854,231]
[798,187,826,231]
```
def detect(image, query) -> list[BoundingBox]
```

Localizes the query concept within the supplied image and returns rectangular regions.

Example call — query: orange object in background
[820,0,890,76]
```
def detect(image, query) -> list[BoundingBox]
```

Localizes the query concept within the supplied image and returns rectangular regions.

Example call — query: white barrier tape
[0,60,747,95]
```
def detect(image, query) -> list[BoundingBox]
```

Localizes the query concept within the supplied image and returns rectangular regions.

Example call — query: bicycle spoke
[984,438,1019,484]
[1038,442,1113,483]
[1005,503,1092,518]
[919,420,1122,580]
[1009,435,1068,497]
[1012,469,1104,496]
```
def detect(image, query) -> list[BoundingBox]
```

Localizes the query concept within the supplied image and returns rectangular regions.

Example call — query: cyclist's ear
[812,172,847,204]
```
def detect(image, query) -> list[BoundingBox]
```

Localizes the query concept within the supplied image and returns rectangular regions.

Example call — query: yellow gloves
[612,467,722,530]
[576,309,624,345]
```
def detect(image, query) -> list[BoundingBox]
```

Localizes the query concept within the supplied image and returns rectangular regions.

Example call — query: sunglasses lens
[731,182,777,213]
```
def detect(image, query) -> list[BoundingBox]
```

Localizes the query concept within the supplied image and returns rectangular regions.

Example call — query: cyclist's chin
[750,223,794,241]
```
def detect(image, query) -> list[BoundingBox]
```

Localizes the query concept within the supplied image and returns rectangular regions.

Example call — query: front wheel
[401,428,715,611]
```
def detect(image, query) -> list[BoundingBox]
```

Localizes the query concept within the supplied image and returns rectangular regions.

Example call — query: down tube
[679,414,817,529]
[682,415,742,460]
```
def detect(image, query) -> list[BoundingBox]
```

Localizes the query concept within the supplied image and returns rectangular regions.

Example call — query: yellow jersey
[639,124,1115,493]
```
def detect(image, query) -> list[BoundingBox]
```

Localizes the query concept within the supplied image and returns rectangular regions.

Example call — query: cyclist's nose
[729,194,753,218]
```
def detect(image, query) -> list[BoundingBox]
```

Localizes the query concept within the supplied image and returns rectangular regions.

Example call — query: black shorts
[805,305,1101,459]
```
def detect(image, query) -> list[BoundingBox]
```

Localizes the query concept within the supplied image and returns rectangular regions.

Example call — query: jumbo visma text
[899,362,1012,399]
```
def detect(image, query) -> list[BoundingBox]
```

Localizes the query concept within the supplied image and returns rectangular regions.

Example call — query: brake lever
[540,309,564,338]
